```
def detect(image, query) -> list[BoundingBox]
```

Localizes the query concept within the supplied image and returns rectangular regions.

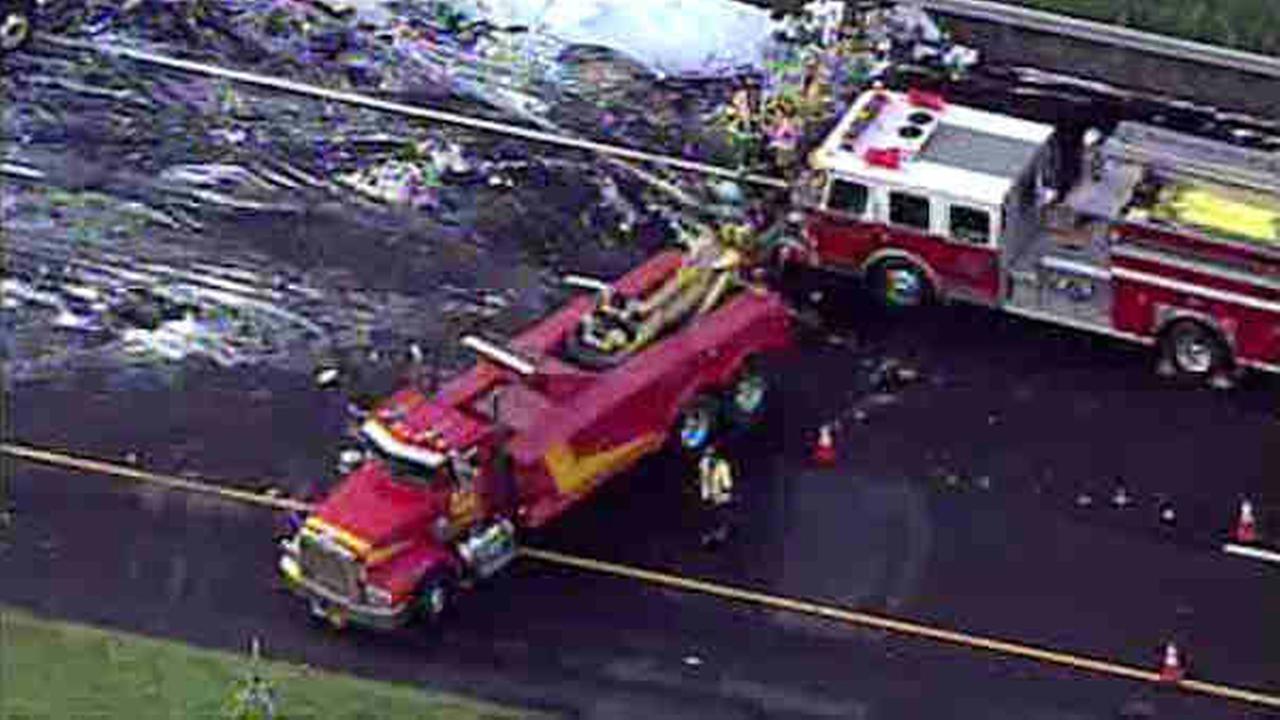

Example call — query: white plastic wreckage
[450,0,779,77]
[336,159,442,207]
[334,138,471,207]
[865,3,979,76]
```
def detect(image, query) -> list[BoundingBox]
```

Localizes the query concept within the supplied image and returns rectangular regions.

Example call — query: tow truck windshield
[364,443,442,486]
[357,420,446,487]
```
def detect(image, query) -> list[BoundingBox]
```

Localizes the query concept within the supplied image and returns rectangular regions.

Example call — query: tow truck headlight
[364,584,394,607]
[337,448,365,474]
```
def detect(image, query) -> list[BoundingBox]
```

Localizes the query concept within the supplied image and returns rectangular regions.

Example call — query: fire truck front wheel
[0,0,35,54]
[868,259,933,309]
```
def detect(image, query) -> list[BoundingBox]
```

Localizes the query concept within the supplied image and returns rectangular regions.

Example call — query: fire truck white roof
[811,89,1056,207]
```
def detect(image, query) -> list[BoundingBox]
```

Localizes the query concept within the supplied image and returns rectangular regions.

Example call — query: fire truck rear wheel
[1161,320,1230,378]
[868,259,933,309]
[676,394,720,453]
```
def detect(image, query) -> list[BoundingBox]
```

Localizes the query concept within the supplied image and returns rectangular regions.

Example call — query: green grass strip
[1,606,546,720]
[999,0,1280,56]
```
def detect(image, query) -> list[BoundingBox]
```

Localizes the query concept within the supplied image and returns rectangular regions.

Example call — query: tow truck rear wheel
[0,0,34,55]
[675,394,720,453]
[1160,319,1231,380]
[725,358,768,428]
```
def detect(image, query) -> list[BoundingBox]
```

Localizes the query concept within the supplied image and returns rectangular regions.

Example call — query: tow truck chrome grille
[298,532,359,600]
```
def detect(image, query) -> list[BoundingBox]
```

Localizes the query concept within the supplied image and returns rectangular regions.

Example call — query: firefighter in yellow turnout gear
[697,446,735,548]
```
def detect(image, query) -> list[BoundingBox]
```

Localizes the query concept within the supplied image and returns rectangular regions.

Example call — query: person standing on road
[697,446,736,548]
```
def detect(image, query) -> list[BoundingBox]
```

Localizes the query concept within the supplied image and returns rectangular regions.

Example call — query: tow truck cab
[278,391,517,628]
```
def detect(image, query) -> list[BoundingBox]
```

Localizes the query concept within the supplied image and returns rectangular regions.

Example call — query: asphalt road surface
[5,5,1278,719]
[6,289,1278,720]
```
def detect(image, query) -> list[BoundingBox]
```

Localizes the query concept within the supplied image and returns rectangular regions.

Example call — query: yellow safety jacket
[699,455,734,506]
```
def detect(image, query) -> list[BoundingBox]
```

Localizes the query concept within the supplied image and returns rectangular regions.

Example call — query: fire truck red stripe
[1111,266,1280,315]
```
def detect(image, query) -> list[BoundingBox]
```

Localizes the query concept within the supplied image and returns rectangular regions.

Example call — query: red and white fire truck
[781,87,1280,383]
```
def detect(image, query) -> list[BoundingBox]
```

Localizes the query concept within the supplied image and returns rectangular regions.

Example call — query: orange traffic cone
[1158,641,1184,683]
[1233,500,1257,544]
[812,424,836,466]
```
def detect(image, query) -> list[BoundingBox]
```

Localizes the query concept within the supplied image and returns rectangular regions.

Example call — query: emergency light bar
[907,88,945,111]
[461,335,537,378]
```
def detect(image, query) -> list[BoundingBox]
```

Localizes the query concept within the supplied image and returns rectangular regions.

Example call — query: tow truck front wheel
[1161,320,1230,379]
[417,576,454,624]
[0,1,33,54]
[308,600,349,631]
[676,394,720,453]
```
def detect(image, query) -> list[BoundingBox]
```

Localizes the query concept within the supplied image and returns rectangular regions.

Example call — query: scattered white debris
[51,307,98,331]
[159,163,263,189]
[1112,485,1132,508]
[315,366,342,387]
[336,160,440,207]
[456,0,777,77]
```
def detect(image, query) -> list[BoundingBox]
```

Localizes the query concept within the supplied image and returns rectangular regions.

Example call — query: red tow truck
[779,87,1280,384]
[279,245,792,628]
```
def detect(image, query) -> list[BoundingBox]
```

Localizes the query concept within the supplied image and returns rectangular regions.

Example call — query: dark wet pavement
[5,459,1271,720]
[5,3,1279,717]
[6,288,1279,719]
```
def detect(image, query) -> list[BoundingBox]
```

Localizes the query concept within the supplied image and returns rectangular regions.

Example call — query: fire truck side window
[889,191,931,231]
[826,179,869,217]
[949,205,992,245]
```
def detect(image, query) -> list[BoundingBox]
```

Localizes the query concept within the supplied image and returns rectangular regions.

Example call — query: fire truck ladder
[1104,122,1280,194]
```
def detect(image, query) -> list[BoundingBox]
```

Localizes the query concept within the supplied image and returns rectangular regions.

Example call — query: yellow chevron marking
[544,433,663,496]
[449,489,481,527]
[364,541,413,567]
